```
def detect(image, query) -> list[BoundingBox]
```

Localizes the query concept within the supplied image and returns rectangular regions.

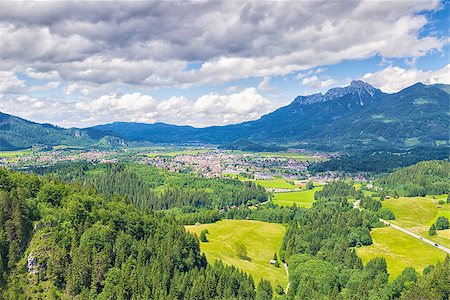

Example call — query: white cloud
[30,81,60,92]
[0,71,26,93]
[301,75,337,90]
[257,76,276,93]
[25,68,60,80]
[363,64,450,93]
[0,87,273,128]
[194,88,271,115]
[0,1,444,89]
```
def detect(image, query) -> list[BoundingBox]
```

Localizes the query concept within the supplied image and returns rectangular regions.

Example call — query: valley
[1,2,449,299]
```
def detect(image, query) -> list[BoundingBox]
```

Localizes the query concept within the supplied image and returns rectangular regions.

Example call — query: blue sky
[0,0,448,128]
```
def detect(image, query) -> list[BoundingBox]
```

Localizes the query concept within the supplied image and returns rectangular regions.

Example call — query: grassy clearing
[0,149,33,158]
[272,187,323,208]
[382,196,450,248]
[255,176,298,189]
[185,219,287,289]
[356,226,447,279]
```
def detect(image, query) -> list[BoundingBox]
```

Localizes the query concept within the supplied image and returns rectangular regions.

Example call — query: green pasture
[0,149,33,158]
[382,196,450,248]
[185,219,287,289]
[272,187,323,208]
[356,226,447,279]
[255,176,298,189]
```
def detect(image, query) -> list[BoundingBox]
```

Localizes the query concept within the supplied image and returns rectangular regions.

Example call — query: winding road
[353,200,450,255]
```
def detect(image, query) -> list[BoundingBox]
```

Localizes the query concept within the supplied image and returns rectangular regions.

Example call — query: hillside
[376,160,450,196]
[0,112,96,150]
[89,82,450,150]
[0,168,259,299]
[186,220,288,289]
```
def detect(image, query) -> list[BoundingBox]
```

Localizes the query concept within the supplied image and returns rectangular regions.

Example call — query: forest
[309,147,450,173]
[33,162,268,210]
[0,167,270,299]
[376,160,450,197]
[0,162,447,299]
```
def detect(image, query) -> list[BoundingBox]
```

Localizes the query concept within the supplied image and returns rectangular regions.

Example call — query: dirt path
[283,262,290,294]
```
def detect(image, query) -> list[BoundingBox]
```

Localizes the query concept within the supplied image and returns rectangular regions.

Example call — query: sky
[0,0,448,128]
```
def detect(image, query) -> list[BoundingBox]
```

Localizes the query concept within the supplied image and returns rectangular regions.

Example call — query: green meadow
[356,226,447,279]
[382,195,450,248]
[272,187,323,208]
[255,176,298,189]
[0,149,33,158]
[185,220,287,289]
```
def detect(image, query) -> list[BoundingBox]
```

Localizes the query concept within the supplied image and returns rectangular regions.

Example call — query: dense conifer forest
[33,162,268,210]
[0,168,263,299]
[376,160,450,197]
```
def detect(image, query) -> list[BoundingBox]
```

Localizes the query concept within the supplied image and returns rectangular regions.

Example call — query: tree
[275,284,284,295]
[256,279,273,300]
[377,207,395,220]
[306,180,314,190]
[435,216,449,230]
[199,229,208,242]
[428,224,437,236]
[234,242,248,260]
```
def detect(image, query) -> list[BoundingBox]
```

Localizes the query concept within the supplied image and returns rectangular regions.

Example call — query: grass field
[272,187,323,208]
[382,195,450,248]
[185,220,287,289]
[255,176,298,189]
[356,226,447,279]
[0,149,33,158]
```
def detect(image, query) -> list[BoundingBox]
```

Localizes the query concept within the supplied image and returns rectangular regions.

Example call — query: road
[283,263,290,294]
[353,200,450,255]
[379,219,450,254]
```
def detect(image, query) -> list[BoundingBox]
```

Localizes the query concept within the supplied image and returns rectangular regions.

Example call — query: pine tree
[428,224,437,236]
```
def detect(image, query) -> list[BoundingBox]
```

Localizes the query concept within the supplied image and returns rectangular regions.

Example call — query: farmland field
[272,187,323,207]
[382,195,450,248]
[356,226,447,279]
[185,219,287,289]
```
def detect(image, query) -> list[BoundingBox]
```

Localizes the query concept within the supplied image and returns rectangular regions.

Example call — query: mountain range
[1,81,448,151]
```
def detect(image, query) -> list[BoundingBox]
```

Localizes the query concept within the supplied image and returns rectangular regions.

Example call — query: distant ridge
[1,82,448,151]
[89,81,449,150]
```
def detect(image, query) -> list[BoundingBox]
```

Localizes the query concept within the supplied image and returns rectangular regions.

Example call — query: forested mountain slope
[1,82,448,151]
[0,112,96,151]
[90,82,450,150]
[376,160,450,197]
[0,168,261,299]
